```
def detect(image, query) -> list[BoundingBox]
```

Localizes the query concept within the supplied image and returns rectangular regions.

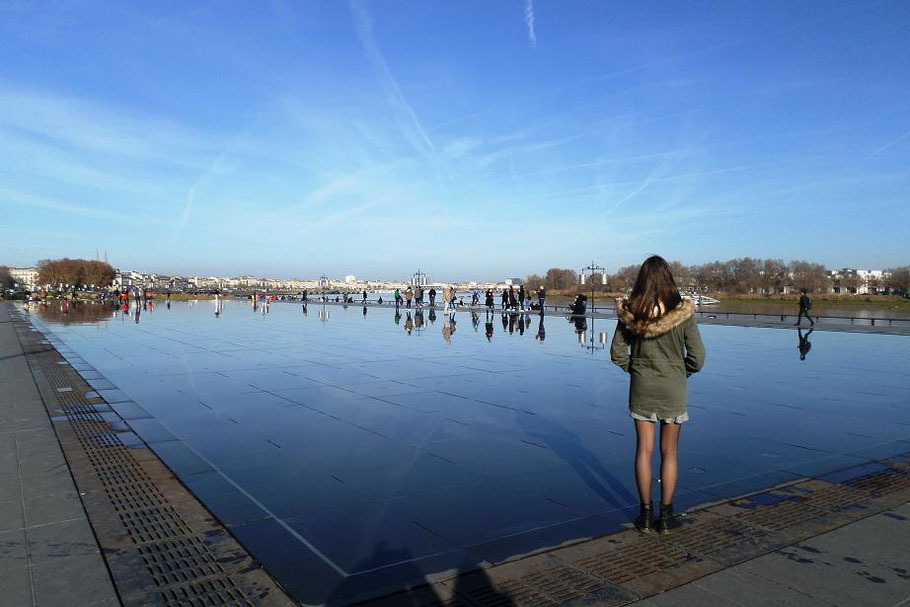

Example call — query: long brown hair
[626,255,682,323]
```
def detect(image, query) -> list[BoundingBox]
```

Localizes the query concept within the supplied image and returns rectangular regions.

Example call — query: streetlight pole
[412,268,427,287]
[579,261,606,314]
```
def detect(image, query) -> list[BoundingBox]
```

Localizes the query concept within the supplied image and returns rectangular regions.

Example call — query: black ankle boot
[634,503,654,533]
[657,503,680,534]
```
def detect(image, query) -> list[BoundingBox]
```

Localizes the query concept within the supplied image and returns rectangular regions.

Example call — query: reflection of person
[610,255,706,535]
[404,312,413,334]
[394,308,401,325]
[536,314,546,343]
[798,328,813,360]
[795,289,815,326]
[485,314,494,342]
[472,311,480,331]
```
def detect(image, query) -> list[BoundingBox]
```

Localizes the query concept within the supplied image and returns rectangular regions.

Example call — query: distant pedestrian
[302,288,308,302]
[394,288,401,307]
[538,286,546,311]
[610,255,706,535]
[500,288,508,310]
[405,287,412,309]
[518,285,526,310]
[416,285,424,309]
[485,289,494,310]
[443,285,455,317]
[508,285,517,310]
[362,289,367,304]
[795,289,814,326]
[429,287,437,307]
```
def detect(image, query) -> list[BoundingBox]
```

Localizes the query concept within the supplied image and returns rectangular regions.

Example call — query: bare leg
[634,420,656,503]
[659,422,682,506]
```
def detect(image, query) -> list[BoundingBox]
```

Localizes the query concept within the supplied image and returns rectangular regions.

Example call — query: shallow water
[25,299,910,604]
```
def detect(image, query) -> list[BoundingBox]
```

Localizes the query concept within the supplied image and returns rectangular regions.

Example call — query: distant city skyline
[1,2,908,280]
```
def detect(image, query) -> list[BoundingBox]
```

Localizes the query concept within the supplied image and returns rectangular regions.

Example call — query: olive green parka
[610,298,706,420]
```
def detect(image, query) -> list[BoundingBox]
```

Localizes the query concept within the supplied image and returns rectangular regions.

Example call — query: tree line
[36,258,116,289]
[526,259,910,295]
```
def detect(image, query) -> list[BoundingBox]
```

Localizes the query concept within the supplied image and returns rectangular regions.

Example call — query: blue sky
[1,1,908,281]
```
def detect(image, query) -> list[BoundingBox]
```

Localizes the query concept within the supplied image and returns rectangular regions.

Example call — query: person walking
[500,288,508,310]
[518,285,526,311]
[508,285,517,310]
[538,285,546,312]
[405,286,412,309]
[610,255,706,535]
[394,288,401,307]
[485,289,495,311]
[362,289,367,304]
[795,289,815,326]
[429,287,436,307]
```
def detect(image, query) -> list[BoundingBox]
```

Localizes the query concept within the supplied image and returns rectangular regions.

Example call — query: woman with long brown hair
[611,255,705,533]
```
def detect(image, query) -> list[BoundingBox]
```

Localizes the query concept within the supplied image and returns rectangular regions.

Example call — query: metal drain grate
[666,518,766,555]
[733,499,822,532]
[571,539,693,584]
[470,578,553,606]
[30,351,254,606]
[845,469,910,495]
[796,483,871,512]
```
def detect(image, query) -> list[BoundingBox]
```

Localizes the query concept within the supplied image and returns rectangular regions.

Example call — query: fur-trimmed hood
[616,298,695,338]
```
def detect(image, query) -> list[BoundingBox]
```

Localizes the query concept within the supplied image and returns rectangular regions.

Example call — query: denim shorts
[630,410,689,424]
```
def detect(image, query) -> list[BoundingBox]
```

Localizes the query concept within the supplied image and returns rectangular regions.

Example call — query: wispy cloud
[524,0,537,48]
[349,0,437,161]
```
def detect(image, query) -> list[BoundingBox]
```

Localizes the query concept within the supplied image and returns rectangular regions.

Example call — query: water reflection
[798,327,814,360]
[34,301,116,326]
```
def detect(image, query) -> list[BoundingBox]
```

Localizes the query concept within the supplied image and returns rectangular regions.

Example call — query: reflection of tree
[36,302,116,326]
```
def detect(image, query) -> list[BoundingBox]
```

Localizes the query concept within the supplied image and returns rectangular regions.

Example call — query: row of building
[1,265,896,295]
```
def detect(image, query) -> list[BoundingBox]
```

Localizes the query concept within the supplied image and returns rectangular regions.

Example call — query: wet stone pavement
[13,299,910,605]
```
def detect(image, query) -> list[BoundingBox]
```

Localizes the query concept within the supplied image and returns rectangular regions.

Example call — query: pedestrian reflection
[798,327,813,360]
[362,305,368,317]
[405,312,413,335]
[394,308,401,325]
[536,314,546,343]
[570,315,587,343]
[471,311,480,331]
[485,311,494,342]
[414,310,424,332]
[428,309,437,324]
[442,318,455,345]
[500,313,507,331]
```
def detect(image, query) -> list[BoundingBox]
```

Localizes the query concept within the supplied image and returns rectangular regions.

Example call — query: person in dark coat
[610,256,705,535]
[485,289,495,310]
[500,289,508,310]
[795,289,815,326]
[429,287,436,307]
[518,285,526,310]
[538,285,547,311]
[508,285,517,310]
